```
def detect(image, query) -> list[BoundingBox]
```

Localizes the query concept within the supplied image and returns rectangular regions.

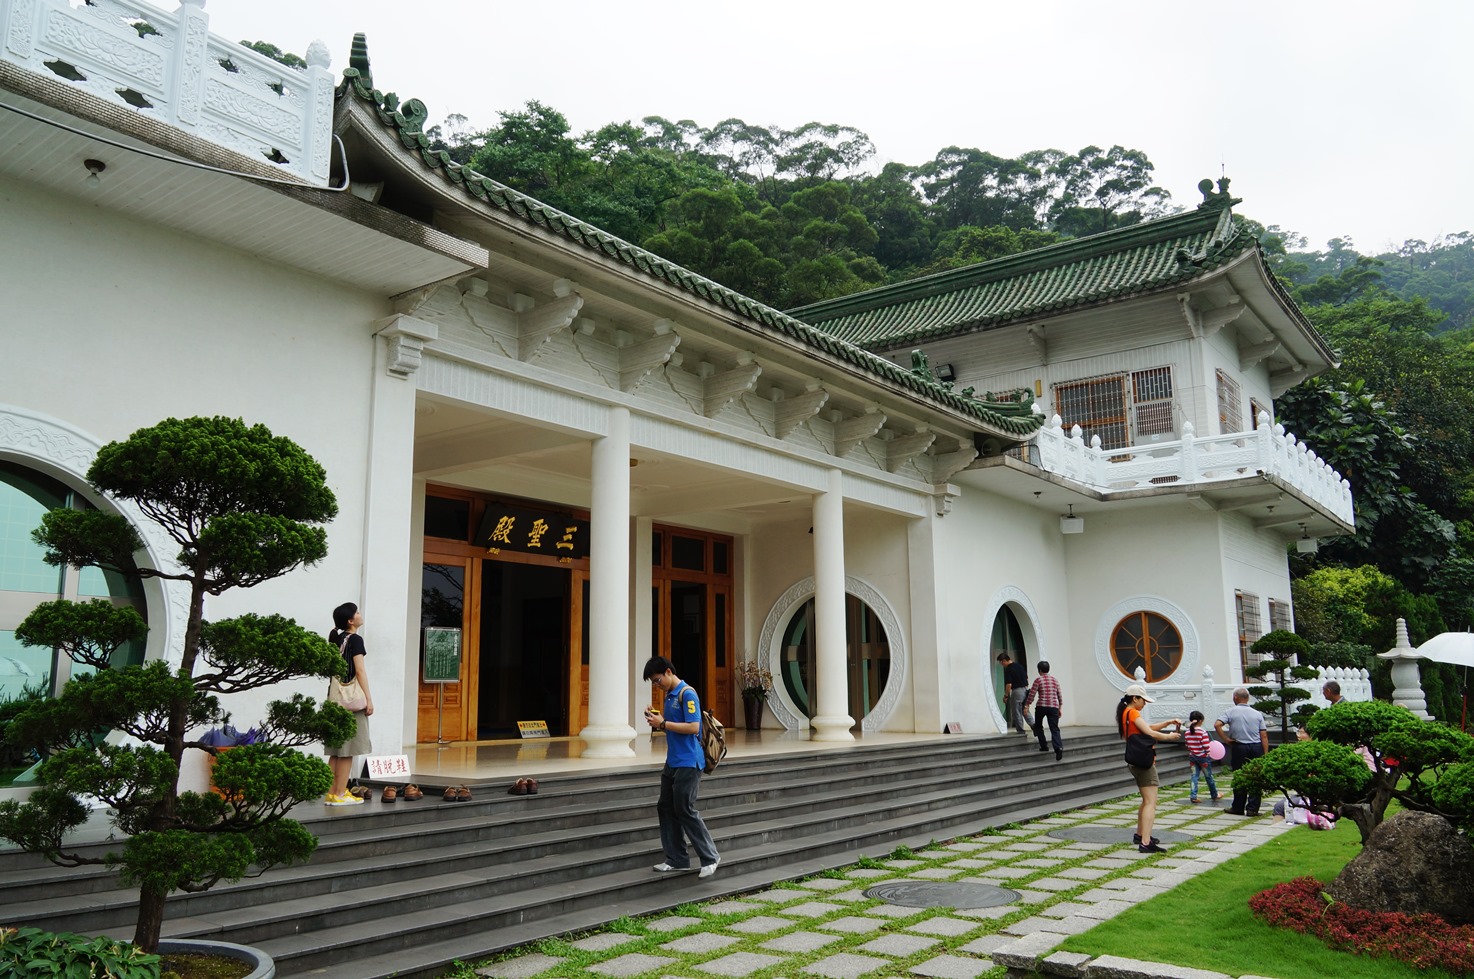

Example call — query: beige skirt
[325,711,372,757]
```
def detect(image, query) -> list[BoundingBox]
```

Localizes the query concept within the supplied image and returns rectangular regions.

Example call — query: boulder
[1327,809,1474,924]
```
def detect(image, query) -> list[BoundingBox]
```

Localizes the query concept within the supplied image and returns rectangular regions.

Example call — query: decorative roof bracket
[512,290,584,362]
[774,386,830,438]
[1238,338,1282,371]
[1026,326,1047,362]
[885,428,937,473]
[702,355,763,418]
[834,406,887,456]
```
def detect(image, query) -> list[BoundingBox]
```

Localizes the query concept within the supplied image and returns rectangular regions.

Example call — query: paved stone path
[473,786,1296,979]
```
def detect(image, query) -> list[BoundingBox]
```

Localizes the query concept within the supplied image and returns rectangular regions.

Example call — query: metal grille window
[1217,369,1244,434]
[1132,366,1175,439]
[1054,366,1174,450]
[1236,590,1262,673]
[1268,598,1293,635]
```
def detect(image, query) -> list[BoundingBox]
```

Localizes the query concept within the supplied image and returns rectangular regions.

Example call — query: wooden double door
[415,514,734,744]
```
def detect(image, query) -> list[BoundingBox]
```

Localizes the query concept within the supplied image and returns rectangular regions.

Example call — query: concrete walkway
[466,781,1301,979]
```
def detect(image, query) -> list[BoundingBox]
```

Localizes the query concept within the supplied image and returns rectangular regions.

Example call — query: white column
[631,516,655,727]
[907,512,943,734]
[581,406,637,757]
[811,468,854,740]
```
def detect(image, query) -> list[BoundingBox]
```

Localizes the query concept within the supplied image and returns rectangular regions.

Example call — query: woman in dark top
[325,601,374,806]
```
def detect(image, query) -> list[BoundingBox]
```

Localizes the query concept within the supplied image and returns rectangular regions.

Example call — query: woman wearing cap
[1117,684,1183,853]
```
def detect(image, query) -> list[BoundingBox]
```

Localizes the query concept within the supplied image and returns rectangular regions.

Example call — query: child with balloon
[1183,710,1222,804]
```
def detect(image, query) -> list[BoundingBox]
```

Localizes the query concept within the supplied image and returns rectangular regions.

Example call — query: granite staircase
[0,729,1190,978]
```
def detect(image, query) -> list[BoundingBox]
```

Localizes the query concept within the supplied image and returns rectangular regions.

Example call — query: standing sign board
[422,627,461,684]
[422,627,460,744]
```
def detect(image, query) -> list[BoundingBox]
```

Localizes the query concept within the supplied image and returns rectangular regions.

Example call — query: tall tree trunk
[133,884,166,952]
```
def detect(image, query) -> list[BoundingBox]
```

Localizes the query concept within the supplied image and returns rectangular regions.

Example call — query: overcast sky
[203,0,1472,254]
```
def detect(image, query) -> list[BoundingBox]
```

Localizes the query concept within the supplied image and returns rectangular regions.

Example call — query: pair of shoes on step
[442,785,473,802]
[652,857,720,878]
[508,777,539,795]
[325,792,365,807]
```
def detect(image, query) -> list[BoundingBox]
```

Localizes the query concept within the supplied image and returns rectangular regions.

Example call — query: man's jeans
[657,765,719,868]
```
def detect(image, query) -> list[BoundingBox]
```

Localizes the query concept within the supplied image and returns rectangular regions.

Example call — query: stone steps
[0,730,1191,978]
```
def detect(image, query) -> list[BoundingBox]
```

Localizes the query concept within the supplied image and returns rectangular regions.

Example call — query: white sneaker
[652,862,684,873]
[698,858,720,878]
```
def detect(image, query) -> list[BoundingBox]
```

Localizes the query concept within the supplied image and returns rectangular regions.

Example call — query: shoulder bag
[1124,732,1156,768]
[327,637,368,712]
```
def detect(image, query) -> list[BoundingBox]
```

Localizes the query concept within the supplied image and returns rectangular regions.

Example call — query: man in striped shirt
[1024,661,1064,761]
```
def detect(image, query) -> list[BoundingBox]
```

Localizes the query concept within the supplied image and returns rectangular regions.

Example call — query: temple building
[0,0,1351,792]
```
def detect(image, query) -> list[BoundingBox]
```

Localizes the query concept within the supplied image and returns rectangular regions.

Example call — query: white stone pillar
[581,406,637,756]
[811,468,854,740]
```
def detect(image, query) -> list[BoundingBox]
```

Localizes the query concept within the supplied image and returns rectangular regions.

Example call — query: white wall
[1,178,399,788]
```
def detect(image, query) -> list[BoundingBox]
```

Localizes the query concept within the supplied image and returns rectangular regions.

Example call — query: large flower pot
[743,696,764,731]
[158,938,274,979]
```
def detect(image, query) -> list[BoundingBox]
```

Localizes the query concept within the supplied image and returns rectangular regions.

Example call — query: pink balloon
[1208,740,1226,761]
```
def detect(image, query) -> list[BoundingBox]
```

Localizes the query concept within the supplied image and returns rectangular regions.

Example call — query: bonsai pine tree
[0,417,355,952]
[1245,629,1318,741]
[1235,699,1474,842]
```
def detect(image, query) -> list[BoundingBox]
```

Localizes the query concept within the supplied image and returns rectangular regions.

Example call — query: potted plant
[737,659,772,731]
[0,416,356,957]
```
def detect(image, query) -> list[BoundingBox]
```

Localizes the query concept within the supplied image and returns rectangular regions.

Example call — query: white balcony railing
[1137,664,1373,734]
[1032,410,1354,526]
[1,0,334,185]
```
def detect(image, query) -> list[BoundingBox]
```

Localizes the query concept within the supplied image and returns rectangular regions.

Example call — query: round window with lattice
[1111,610,1182,682]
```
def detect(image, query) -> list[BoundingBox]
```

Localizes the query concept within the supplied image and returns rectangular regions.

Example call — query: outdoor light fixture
[935,362,956,383]
[1295,523,1318,554]
[1060,503,1084,535]
[83,158,105,188]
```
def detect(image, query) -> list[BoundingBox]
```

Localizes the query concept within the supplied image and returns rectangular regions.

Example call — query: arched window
[1111,610,1182,682]
[780,594,890,725]
[0,461,146,785]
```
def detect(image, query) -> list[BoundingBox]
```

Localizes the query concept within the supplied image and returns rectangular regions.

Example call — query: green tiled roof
[790,200,1257,350]
[336,41,1039,437]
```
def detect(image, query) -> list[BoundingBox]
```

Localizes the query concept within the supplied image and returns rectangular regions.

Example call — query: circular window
[780,594,890,723]
[1111,611,1181,682]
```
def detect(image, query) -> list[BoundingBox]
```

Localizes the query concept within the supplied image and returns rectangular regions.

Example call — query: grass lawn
[1058,816,1462,979]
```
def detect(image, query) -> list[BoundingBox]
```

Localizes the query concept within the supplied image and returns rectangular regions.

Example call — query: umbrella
[1416,632,1474,729]
[1415,632,1474,668]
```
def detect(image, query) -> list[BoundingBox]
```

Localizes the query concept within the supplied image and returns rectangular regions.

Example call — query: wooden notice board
[422,627,461,684]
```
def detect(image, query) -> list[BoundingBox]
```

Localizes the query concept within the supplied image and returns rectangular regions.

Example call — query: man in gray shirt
[1215,687,1269,816]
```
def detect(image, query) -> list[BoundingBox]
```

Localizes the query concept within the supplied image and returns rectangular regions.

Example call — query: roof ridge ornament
[1196,176,1241,212]
[349,33,372,88]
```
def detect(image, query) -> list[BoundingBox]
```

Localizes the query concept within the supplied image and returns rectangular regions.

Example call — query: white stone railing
[1137,664,1373,732]
[1,0,334,185]
[1032,409,1354,526]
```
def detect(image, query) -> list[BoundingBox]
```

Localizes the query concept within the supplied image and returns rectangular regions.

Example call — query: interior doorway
[476,560,570,739]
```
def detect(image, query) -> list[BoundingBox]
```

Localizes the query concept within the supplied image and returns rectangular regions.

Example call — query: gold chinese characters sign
[474,503,588,560]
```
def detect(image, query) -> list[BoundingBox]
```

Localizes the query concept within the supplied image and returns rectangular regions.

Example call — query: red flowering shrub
[1250,876,1474,973]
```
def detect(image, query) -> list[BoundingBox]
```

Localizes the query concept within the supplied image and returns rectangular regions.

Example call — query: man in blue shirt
[1215,687,1269,816]
[642,656,720,878]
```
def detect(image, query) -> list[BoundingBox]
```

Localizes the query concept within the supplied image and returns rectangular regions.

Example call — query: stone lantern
[1378,618,1431,720]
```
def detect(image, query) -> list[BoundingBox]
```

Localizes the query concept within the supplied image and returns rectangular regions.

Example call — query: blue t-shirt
[663,681,705,770]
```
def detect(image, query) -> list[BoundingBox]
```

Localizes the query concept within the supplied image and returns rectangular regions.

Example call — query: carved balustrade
[1,0,334,185]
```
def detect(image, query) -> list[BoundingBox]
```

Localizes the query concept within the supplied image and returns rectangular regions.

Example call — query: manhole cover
[1047,826,1191,844]
[863,881,1018,908]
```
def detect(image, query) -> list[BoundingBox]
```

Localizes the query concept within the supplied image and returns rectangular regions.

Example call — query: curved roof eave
[331,65,1042,441]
